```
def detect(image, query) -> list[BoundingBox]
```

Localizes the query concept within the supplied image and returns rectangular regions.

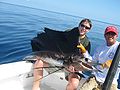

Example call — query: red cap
[105,26,118,36]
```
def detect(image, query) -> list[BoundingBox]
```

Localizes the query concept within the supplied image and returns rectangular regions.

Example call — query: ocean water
[0,2,120,64]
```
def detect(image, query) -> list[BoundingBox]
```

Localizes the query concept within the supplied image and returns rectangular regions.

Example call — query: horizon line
[0,1,120,27]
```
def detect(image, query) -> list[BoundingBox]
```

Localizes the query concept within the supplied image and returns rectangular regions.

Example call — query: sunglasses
[105,32,116,36]
[80,24,90,30]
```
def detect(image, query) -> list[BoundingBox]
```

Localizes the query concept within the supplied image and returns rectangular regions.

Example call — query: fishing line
[34,67,64,82]
[34,66,64,69]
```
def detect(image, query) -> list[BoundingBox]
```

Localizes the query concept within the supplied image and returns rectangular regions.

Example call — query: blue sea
[0,2,120,64]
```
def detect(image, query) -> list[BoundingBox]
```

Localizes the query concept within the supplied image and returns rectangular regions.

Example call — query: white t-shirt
[92,41,120,84]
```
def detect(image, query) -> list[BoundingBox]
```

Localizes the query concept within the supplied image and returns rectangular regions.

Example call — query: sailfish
[25,27,102,79]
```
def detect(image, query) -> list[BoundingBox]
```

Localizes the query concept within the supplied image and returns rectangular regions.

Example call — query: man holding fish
[66,18,92,90]
[32,18,92,90]
[78,26,120,90]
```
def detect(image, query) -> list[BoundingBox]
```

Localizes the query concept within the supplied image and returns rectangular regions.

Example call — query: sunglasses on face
[80,24,90,30]
[105,32,116,36]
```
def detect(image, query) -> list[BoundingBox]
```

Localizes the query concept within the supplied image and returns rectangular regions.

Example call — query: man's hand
[77,43,86,53]
[67,65,75,72]
[66,63,84,72]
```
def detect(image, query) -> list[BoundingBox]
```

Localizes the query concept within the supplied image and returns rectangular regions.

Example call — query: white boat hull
[0,61,67,90]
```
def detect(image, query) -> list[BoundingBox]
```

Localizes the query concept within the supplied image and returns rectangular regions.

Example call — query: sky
[0,0,120,25]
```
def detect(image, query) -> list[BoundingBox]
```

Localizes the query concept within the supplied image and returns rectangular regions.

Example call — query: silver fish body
[23,51,102,73]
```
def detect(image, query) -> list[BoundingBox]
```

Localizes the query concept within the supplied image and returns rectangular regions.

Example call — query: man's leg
[32,60,43,90]
[66,73,80,90]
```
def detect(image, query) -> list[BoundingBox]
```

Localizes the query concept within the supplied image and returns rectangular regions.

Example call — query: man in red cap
[105,26,118,36]
[78,26,120,90]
